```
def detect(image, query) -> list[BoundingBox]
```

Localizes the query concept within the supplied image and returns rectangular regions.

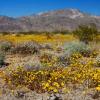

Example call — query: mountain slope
[0,9,100,32]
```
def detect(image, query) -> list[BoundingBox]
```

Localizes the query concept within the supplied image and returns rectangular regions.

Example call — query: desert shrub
[42,43,53,50]
[45,32,53,39]
[57,52,71,67]
[0,41,13,52]
[18,31,41,35]
[40,53,54,67]
[24,62,42,71]
[40,52,62,67]
[53,30,69,34]
[40,53,53,64]
[73,24,98,44]
[57,41,91,66]
[1,32,9,35]
[15,33,21,37]
[58,52,83,66]
[63,41,91,57]
[11,41,41,54]
[90,50,99,58]
[0,52,5,67]
[95,55,100,67]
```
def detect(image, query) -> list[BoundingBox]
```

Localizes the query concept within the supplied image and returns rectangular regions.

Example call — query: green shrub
[53,30,69,34]
[0,41,12,52]
[63,41,91,57]
[0,52,5,66]
[73,24,98,44]
[24,63,42,71]
[96,55,100,67]
[57,53,70,67]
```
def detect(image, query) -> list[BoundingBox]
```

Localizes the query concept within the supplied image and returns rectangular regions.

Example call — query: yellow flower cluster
[40,53,58,67]
[0,34,75,44]
[2,57,100,93]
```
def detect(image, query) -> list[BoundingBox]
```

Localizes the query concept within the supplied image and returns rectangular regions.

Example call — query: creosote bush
[0,52,5,66]
[73,24,98,44]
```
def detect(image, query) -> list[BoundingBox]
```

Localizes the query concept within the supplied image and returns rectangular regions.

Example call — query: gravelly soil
[0,87,100,100]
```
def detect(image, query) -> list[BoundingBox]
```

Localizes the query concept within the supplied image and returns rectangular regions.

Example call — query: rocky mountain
[0,9,100,32]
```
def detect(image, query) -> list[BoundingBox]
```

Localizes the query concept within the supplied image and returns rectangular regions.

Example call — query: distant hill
[0,9,100,32]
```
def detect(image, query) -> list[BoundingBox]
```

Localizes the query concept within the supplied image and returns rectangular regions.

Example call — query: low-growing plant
[0,41,13,52]
[95,55,100,67]
[24,62,42,71]
[11,41,41,54]
[0,52,5,67]
[40,53,59,67]
[42,43,53,50]
[63,41,91,57]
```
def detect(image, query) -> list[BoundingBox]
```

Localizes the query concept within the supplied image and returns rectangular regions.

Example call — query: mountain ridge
[0,9,100,32]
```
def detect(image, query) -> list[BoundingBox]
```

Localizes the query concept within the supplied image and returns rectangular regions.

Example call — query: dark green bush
[0,52,5,67]
[73,24,98,44]
[0,41,13,52]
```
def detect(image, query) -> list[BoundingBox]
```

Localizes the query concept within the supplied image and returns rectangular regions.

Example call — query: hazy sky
[0,0,99,17]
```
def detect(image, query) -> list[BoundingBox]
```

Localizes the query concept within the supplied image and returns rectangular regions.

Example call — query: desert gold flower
[96,86,100,91]
[53,89,58,93]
